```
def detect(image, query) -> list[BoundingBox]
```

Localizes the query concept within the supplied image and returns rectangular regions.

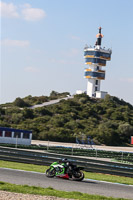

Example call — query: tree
[96,122,120,145]
[118,123,133,143]
[0,108,5,115]
[50,91,59,97]
[23,108,34,119]
[34,107,52,116]
[111,111,124,120]
[11,113,23,124]
[14,97,29,107]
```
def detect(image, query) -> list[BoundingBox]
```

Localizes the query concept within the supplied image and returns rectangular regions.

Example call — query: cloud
[1,39,30,47]
[21,4,46,21]
[24,66,40,73]
[0,1,46,21]
[0,1,19,18]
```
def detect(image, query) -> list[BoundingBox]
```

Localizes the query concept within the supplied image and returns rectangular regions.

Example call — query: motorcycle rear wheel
[46,168,56,178]
[71,171,84,181]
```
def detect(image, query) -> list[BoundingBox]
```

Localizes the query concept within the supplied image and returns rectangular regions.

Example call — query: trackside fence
[0,146,133,178]
[0,144,133,163]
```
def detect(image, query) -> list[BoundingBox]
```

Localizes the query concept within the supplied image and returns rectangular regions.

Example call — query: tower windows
[84,50,111,59]
[85,58,106,65]
[84,71,105,78]
[95,86,98,91]
[95,80,98,85]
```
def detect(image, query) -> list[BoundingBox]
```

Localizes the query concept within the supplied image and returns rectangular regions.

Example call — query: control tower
[84,27,112,98]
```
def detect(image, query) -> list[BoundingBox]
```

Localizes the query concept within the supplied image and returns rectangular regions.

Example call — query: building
[84,27,112,98]
[76,90,84,95]
[0,127,32,145]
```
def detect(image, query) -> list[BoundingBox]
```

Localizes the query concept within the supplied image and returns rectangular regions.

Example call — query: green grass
[0,160,47,173]
[84,171,133,185]
[0,181,128,200]
[0,160,133,185]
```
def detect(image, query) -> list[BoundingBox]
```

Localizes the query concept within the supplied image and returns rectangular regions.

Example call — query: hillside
[0,92,133,146]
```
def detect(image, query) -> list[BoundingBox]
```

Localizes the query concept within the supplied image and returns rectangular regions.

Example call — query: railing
[46,146,133,163]
[1,143,133,163]
[0,146,133,178]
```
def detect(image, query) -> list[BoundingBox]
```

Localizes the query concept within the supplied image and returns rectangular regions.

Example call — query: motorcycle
[45,161,84,181]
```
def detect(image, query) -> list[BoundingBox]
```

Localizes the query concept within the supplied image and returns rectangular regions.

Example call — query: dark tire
[46,168,56,178]
[71,171,84,181]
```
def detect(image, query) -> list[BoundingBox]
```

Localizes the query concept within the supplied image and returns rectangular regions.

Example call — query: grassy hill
[0,92,133,146]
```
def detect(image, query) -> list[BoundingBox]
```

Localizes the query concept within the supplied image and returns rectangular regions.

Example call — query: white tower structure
[84,27,112,98]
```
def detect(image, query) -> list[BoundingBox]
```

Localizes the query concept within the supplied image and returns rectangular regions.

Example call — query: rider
[58,158,74,174]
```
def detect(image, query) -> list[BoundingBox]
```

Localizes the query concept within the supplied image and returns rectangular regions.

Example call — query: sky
[0,0,133,105]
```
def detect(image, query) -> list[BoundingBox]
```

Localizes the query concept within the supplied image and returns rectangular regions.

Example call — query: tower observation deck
[84,27,112,98]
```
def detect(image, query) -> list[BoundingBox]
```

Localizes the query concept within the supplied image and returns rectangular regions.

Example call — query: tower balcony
[85,58,106,66]
[84,71,105,80]
[84,50,111,60]
[85,69,105,73]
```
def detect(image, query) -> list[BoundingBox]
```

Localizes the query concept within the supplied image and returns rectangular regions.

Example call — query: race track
[0,168,133,199]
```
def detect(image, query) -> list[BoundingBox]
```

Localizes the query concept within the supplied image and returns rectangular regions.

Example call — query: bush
[14,98,30,108]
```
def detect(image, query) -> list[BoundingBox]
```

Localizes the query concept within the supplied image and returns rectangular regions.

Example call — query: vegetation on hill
[0,92,133,146]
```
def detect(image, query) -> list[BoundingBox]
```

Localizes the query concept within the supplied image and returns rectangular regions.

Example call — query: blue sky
[1,0,133,105]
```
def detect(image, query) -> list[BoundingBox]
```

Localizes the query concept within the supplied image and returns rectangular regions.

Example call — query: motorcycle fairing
[56,173,69,179]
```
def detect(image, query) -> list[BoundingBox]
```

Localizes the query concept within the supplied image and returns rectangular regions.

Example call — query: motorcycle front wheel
[46,168,56,178]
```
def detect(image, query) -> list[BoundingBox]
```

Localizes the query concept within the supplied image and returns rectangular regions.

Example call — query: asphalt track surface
[0,168,133,199]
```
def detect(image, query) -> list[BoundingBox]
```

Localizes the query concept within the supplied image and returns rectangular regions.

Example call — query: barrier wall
[0,127,32,145]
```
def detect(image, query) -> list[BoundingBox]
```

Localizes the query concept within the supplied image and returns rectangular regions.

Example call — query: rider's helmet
[62,158,68,162]
[58,158,67,164]
[58,158,68,164]
[62,158,70,166]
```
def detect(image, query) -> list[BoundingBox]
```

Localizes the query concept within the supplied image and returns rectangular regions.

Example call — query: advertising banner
[131,136,133,145]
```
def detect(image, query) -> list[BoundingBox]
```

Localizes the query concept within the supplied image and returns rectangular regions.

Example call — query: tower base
[96,91,107,99]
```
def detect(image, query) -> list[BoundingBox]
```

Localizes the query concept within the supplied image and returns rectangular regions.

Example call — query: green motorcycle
[46,161,84,181]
